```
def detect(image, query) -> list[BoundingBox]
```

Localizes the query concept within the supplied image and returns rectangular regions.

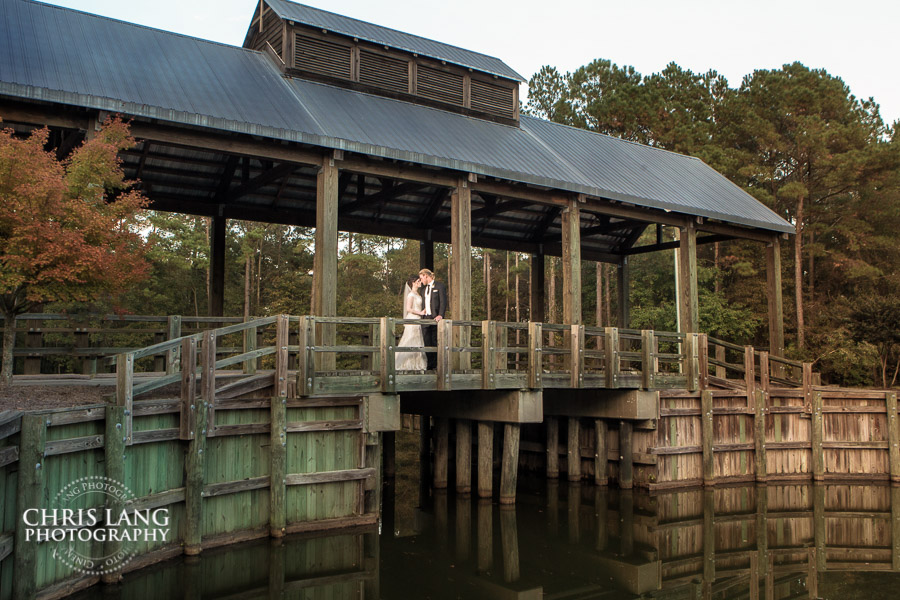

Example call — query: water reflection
[72,479,900,599]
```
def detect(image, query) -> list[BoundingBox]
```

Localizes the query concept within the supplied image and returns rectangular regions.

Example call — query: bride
[395,275,427,371]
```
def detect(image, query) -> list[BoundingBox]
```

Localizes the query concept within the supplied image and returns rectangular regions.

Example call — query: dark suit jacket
[421,280,448,319]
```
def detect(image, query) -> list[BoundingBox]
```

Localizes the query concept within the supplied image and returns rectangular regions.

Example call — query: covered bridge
[0,0,792,352]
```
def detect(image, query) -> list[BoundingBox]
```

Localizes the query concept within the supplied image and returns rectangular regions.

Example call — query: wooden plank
[888,392,900,483]
[166,315,182,375]
[13,414,46,600]
[477,422,493,498]
[296,316,313,396]
[216,372,275,400]
[202,331,217,437]
[528,322,543,389]
[44,434,104,455]
[641,330,656,389]
[456,420,472,494]
[595,419,608,486]
[698,333,709,390]
[274,314,289,398]
[434,417,449,489]
[605,327,620,388]
[116,352,134,444]
[619,420,633,489]
[812,390,824,480]
[286,419,362,433]
[702,390,714,485]
[482,320,497,389]
[677,222,699,333]
[202,475,270,497]
[184,336,210,555]
[127,487,186,512]
[892,487,900,570]
[755,389,768,482]
[380,317,396,393]
[284,467,375,486]
[437,319,452,390]
[568,417,582,482]
[213,423,270,436]
[0,445,18,468]
[500,423,520,504]
[570,324,584,388]
[312,159,339,370]
[242,320,258,375]
[102,404,127,583]
[179,337,197,440]
[546,416,559,479]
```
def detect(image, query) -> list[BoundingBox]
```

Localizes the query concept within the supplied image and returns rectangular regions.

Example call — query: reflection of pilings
[568,417,582,481]
[619,421,634,489]
[456,494,472,561]
[182,555,201,599]
[750,551,760,600]
[500,424,520,504]
[813,484,826,572]
[384,431,396,479]
[594,487,609,552]
[807,546,818,599]
[595,419,608,486]
[547,480,559,536]
[568,482,582,543]
[893,487,900,570]
[620,489,634,556]
[434,490,448,549]
[477,499,493,573]
[456,420,472,494]
[477,422,493,498]
[756,485,768,586]
[765,554,774,600]
[364,531,380,600]
[702,489,715,599]
[547,416,559,479]
[434,417,449,489]
[500,506,520,583]
[419,418,432,507]
[268,539,285,600]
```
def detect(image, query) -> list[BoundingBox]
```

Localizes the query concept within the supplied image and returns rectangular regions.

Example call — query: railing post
[570,324,584,389]
[888,392,899,484]
[166,315,182,375]
[184,334,211,555]
[759,351,770,392]
[698,333,709,390]
[297,317,314,396]
[76,323,96,376]
[744,346,756,396]
[116,353,134,445]
[528,322,542,389]
[13,414,46,600]
[179,337,197,440]
[594,419,608,486]
[102,403,127,583]
[152,323,165,373]
[271,315,289,537]
[604,327,619,389]
[202,331,217,438]
[640,330,655,389]
[243,318,258,375]
[755,388,768,482]
[803,362,814,413]
[685,333,700,391]
[274,315,289,398]
[715,344,726,379]
[482,320,496,390]
[702,389,715,485]
[380,317,396,393]
[812,389,825,480]
[437,319,452,391]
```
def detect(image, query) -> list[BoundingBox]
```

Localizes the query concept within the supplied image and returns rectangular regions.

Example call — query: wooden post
[802,362,814,413]
[297,316,313,396]
[209,213,226,317]
[715,345,726,379]
[179,337,197,440]
[677,222,699,333]
[561,198,581,325]
[594,419,608,486]
[270,315,289,537]
[546,416,559,479]
[617,257,630,329]
[698,333,709,390]
[380,317,396,393]
[203,331,217,437]
[813,484,826,571]
[116,353,134,444]
[686,333,700,391]
[605,327,620,388]
[482,320,496,389]
[185,334,212,554]
[433,417,449,489]
[641,330,656,389]
[570,324,584,388]
[13,414,46,600]
[528,321,543,389]
[887,392,899,483]
[766,238,785,361]
[450,177,472,369]
[811,390,824,480]
[420,239,435,271]
[499,507,520,582]
[755,389,768,481]
[567,417,582,482]
[891,486,900,570]
[243,320,257,375]
[437,319,452,390]
[166,315,182,375]
[530,253,545,322]
[759,351,770,392]
[703,489,716,585]
[702,390,715,485]
[24,316,41,375]
[76,325,96,376]
[477,422,493,498]
[456,420,472,495]
[619,421,633,489]
[500,423,520,504]
[807,546,818,599]
[102,405,127,583]
[383,431,396,479]
[750,551,760,600]
[312,158,338,369]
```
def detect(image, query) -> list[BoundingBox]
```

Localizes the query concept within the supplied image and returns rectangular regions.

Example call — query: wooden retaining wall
[0,392,382,600]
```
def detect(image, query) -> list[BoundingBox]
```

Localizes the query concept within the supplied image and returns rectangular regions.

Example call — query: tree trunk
[808,230,815,306]
[795,195,805,350]
[714,242,721,295]
[244,254,251,321]
[1,311,16,386]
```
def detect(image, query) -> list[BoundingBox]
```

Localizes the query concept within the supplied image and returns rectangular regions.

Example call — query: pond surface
[73,438,900,600]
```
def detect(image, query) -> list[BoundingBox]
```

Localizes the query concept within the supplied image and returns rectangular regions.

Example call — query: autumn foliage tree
[0,118,149,385]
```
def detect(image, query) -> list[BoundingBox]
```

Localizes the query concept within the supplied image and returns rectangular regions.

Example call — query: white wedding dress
[396,289,427,371]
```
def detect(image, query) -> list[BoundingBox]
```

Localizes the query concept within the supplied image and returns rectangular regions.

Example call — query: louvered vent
[471,80,514,118]
[252,8,283,58]
[294,34,351,79]
[359,50,409,94]
[417,66,464,106]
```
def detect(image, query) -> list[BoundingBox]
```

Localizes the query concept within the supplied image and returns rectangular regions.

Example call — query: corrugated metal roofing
[265,0,525,82]
[0,0,793,234]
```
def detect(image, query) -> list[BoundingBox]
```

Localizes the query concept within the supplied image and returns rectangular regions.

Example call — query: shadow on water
[72,433,900,599]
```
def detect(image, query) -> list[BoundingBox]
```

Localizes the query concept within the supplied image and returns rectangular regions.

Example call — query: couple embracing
[396,269,447,371]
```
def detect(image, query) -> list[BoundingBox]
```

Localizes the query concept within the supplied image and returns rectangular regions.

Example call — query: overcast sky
[40,0,900,126]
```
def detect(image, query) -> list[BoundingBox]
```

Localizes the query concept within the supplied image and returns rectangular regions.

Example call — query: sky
[39,0,900,126]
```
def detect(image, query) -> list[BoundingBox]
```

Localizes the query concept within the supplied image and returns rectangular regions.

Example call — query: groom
[418,268,447,371]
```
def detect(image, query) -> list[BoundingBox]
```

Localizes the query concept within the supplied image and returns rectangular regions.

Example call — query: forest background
[42,60,900,389]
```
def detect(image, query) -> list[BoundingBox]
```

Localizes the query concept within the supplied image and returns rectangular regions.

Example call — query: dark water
[73,454,900,599]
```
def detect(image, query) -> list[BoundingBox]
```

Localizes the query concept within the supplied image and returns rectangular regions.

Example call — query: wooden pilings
[433,417,449,489]
[456,420,471,494]
[567,417,581,482]
[500,424,520,504]
[546,416,558,479]
[477,422,493,498]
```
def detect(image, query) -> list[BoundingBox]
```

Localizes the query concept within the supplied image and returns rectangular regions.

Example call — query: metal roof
[0,0,793,234]
[264,0,526,82]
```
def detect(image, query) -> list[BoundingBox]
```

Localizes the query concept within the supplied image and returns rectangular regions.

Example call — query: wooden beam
[561,199,582,325]
[419,239,435,271]
[419,188,449,227]
[451,177,472,323]
[209,212,226,317]
[533,207,561,241]
[676,223,699,333]
[617,257,630,329]
[625,234,731,256]
[312,159,339,318]
[766,237,785,358]
[340,181,424,214]
[227,161,299,202]
[530,253,545,322]
[435,198,527,229]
